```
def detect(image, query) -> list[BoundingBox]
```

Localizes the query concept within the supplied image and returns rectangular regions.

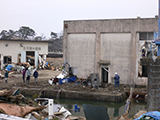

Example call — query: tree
[35,36,42,41]
[50,31,57,39]
[34,34,46,41]
[0,29,17,39]
[0,30,8,39]
[17,26,35,40]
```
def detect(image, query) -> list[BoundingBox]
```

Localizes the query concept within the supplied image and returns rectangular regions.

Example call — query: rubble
[0,61,148,120]
[0,88,86,120]
[0,103,45,117]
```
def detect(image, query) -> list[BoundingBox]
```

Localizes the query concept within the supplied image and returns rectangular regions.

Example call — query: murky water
[53,98,147,119]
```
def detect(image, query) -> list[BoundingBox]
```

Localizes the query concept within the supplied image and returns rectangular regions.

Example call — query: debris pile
[0,88,86,120]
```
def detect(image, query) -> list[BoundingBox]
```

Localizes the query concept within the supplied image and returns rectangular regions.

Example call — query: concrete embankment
[20,87,127,102]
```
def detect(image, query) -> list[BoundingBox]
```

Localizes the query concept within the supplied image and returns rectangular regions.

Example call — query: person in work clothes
[25,68,31,84]
[114,72,120,87]
[22,67,26,83]
[33,69,38,83]
[5,69,8,83]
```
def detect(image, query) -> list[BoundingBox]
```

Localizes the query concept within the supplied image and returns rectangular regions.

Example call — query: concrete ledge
[20,87,127,102]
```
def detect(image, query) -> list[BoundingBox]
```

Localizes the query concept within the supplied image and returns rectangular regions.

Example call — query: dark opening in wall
[102,67,108,83]
[142,66,148,77]
[26,51,35,66]
[139,32,154,40]
[4,56,12,64]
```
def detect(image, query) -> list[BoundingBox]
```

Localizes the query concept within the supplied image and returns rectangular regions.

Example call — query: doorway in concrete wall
[26,51,35,66]
[101,67,108,83]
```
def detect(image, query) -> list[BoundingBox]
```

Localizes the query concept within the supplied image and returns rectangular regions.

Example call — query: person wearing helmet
[5,69,8,83]
[114,72,120,87]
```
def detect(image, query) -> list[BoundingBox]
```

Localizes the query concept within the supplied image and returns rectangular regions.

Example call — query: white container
[48,99,54,119]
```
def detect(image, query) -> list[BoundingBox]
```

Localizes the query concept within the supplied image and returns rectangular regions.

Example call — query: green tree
[17,26,35,40]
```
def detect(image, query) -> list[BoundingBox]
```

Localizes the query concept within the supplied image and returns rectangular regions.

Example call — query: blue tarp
[134,111,160,120]
[59,76,76,84]
[46,62,49,66]
[6,65,12,71]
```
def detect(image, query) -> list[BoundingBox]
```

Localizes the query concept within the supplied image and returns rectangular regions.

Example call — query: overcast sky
[0,0,158,38]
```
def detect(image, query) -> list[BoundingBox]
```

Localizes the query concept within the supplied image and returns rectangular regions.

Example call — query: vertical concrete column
[130,32,137,85]
[35,51,39,69]
[158,0,160,39]
[21,51,26,63]
[95,32,101,81]
[147,59,160,111]
[42,54,46,68]
[64,24,68,64]
[12,55,17,64]
[1,54,3,70]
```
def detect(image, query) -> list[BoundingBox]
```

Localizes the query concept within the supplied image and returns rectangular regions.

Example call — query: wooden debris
[0,103,45,117]
[123,87,133,117]
[133,110,147,119]
[31,111,45,120]
[0,89,8,96]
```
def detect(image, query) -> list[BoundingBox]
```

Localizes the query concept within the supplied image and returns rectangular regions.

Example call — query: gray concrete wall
[20,88,126,102]
[63,18,158,85]
[67,34,96,77]
[100,33,131,84]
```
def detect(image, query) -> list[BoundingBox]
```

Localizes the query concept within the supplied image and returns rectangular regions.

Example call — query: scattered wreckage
[0,88,86,120]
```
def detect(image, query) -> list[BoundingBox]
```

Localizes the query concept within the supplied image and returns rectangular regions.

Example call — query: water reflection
[113,108,119,117]
[54,98,147,119]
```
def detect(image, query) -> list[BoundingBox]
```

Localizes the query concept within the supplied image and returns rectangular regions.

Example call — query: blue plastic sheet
[6,65,12,71]
[134,111,160,120]
[46,62,49,66]
[59,76,76,84]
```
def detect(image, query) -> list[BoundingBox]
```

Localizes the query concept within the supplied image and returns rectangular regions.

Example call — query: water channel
[53,98,147,119]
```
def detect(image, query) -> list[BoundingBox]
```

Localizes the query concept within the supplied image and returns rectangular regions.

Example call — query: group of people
[22,67,39,84]
[4,66,120,87]
[4,67,39,84]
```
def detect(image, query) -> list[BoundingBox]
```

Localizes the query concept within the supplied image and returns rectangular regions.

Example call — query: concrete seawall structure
[20,87,127,102]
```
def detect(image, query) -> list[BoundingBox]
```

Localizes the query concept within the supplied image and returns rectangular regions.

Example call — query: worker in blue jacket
[33,69,38,83]
[114,72,120,87]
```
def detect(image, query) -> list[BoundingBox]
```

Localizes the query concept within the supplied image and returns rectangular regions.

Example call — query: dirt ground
[0,69,147,96]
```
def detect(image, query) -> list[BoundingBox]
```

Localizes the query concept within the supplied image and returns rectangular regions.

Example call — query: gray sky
[0,0,158,38]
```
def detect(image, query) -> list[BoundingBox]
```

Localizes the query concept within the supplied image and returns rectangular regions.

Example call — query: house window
[4,56,12,64]
[139,32,154,40]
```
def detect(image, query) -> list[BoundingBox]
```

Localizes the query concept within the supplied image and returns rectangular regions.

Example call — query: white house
[0,39,48,69]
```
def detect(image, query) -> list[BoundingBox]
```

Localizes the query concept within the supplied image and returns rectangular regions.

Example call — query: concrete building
[0,39,48,69]
[63,17,158,85]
